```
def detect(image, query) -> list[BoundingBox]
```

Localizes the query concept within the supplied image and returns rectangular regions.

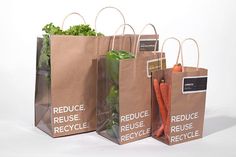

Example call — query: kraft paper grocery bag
[151,38,208,145]
[35,11,126,137]
[97,24,165,144]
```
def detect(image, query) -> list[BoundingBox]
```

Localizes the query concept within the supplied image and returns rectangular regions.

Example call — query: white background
[0,0,236,156]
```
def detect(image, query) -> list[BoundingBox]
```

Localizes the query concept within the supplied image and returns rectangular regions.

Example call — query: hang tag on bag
[139,38,159,51]
[182,76,207,94]
[146,56,166,78]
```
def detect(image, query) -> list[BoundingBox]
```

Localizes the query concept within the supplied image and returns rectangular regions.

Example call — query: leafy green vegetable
[106,85,119,113]
[65,25,97,36]
[39,34,50,68]
[42,23,64,35]
[106,50,134,85]
[107,50,134,60]
[105,50,134,138]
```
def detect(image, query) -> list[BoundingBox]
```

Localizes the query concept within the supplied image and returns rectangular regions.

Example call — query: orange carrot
[165,116,170,141]
[172,63,182,72]
[155,124,164,137]
[164,83,172,142]
[160,79,169,110]
[153,79,167,128]
[160,79,170,140]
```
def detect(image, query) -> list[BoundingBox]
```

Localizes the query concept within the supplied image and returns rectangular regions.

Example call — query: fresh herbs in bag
[105,50,134,138]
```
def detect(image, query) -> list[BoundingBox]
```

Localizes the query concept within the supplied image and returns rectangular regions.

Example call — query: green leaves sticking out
[64,24,96,36]
[42,23,104,36]
[107,50,134,60]
[42,23,64,35]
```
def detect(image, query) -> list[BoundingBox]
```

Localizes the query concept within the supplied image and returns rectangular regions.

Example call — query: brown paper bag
[34,10,129,137]
[151,38,208,145]
[97,24,165,144]
[36,36,95,137]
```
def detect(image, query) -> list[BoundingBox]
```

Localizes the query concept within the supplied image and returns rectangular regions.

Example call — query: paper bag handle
[181,38,200,71]
[95,6,126,35]
[111,24,136,54]
[161,37,183,71]
[135,23,158,58]
[61,12,86,30]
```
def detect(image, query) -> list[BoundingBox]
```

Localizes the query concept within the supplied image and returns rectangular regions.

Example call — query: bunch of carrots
[153,63,182,140]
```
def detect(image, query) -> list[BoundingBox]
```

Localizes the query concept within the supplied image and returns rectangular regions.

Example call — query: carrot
[172,63,182,72]
[159,79,170,141]
[164,83,172,142]
[165,101,170,141]
[153,79,167,127]
[165,116,170,141]
[160,79,169,109]
[155,124,164,137]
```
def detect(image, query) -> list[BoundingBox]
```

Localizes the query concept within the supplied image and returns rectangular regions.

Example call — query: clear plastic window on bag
[35,38,52,135]
[97,50,134,143]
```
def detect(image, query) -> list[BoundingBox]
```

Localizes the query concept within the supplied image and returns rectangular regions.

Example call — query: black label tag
[182,76,207,94]
[139,39,159,51]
